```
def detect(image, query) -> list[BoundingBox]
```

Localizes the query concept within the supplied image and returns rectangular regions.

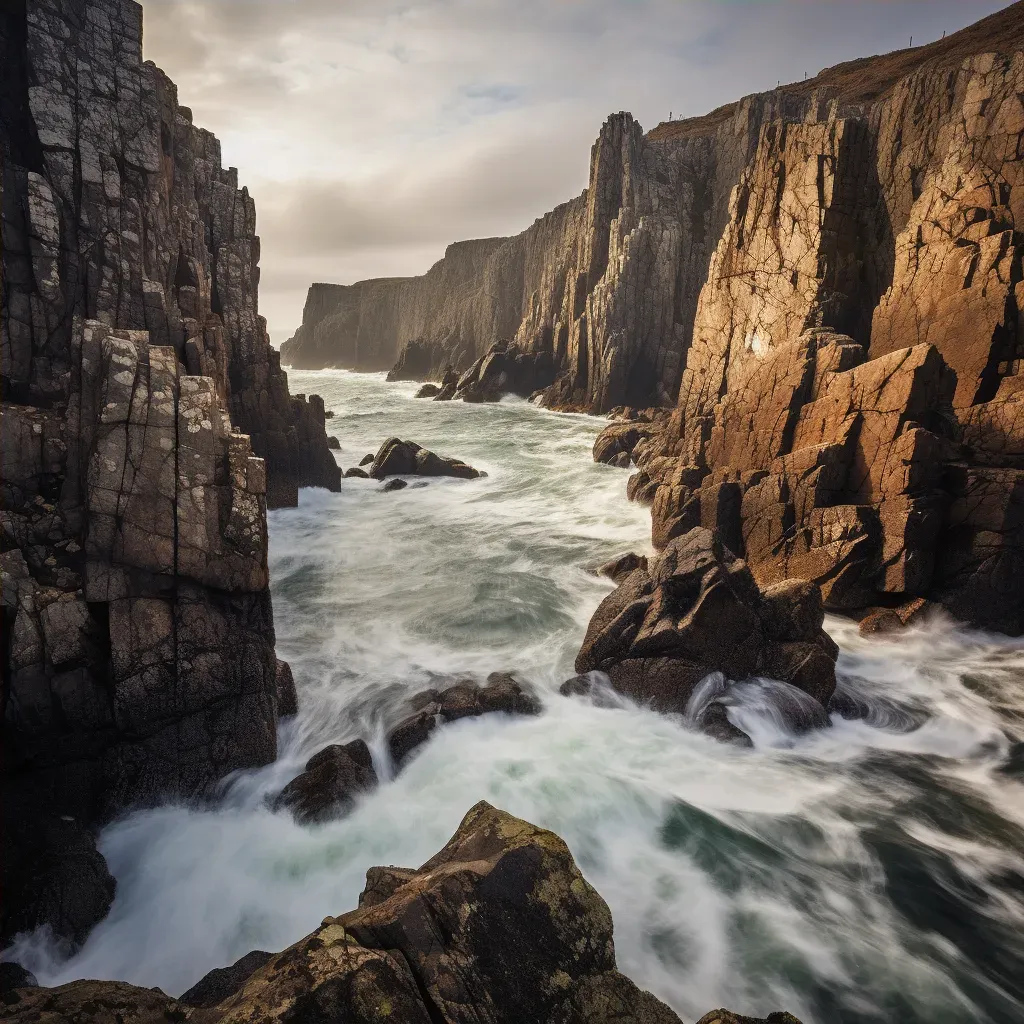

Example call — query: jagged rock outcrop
[0,0,335,948]
[1,802,802,1024]
[571,528,838,732]
[288,5,1023,632]
[272,739,377,825]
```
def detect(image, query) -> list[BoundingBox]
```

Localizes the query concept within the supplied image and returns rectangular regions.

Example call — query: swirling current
[10,370,1024,1023]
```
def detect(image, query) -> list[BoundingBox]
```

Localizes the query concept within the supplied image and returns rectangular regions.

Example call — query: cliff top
[648,0,1024,141]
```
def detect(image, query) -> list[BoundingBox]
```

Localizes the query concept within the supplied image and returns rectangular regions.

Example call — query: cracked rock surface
[2,802,803,1024]
[286,6,1023,633]
[1,0,336,947]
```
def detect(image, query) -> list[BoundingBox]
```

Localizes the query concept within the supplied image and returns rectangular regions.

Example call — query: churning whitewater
[14,371,1024,1024]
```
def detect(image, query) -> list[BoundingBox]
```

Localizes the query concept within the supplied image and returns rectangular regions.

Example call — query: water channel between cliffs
[20,370,1024,1024]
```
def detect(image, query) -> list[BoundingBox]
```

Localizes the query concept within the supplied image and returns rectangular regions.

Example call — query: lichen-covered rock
[0,804,801,1024]
[576,528,837,728]
[179,951,273,1009]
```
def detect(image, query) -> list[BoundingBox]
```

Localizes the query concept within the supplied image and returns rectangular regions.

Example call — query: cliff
[0,0,335,948]
[281,203,587,372]
[287,3,1024,633]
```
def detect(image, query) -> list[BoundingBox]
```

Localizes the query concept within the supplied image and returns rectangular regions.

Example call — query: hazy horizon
[141,0,1011,344]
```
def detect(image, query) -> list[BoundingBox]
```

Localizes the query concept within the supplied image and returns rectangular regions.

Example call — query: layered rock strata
[288,5,1023,632]
[3,802,802,1024]
[0,0,335,947]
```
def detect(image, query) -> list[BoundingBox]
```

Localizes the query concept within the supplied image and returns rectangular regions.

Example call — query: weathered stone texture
[283,7,1023,629]
[2,0,338,507]
[1,802,802,1024]
[0,0,323,947]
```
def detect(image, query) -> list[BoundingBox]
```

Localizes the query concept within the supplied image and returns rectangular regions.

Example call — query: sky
[140,0,1010,344]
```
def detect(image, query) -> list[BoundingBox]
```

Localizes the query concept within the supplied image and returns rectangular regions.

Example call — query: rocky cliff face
[282,204,587,373]
[0,0,336,947]
[288,4,1024,633]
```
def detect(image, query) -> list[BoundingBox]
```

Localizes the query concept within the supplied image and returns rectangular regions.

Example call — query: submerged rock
[387,674,541,768]
[273,739,377,824]
[369,437,482,480]
[575,527,837,735]
[382,478,409,492]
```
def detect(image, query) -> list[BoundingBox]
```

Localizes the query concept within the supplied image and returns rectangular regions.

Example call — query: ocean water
[10,370,1024,1024]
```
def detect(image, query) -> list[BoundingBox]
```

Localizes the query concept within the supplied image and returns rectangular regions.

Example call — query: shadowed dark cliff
[1,0,336,949]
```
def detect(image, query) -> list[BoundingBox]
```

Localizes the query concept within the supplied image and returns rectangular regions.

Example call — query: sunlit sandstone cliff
[285,4,1024,634]
[1,0,336,946]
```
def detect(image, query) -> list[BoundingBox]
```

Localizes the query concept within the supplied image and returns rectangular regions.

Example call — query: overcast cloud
[140,0,1009,342]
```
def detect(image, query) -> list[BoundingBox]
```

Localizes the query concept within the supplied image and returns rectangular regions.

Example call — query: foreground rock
[369,438,483,480]
[573,527,838,730]
[179,951,273,1009]
[3,803,802,1024]
[1,806,116,950]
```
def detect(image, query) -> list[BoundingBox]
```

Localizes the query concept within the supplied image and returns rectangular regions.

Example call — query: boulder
[273,740,377,824]
[369,438,482,480]
[415,383,441,398]
[449,342,556,403]
[359,453,375,466]
[575,528,837,731]
[326,436,341,450]
[595,552,649,583]
[178,951,273,1009]
[433,367,461,401]
[593,421,657,466]
[387,675,541,768]
[345,467,370,479]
